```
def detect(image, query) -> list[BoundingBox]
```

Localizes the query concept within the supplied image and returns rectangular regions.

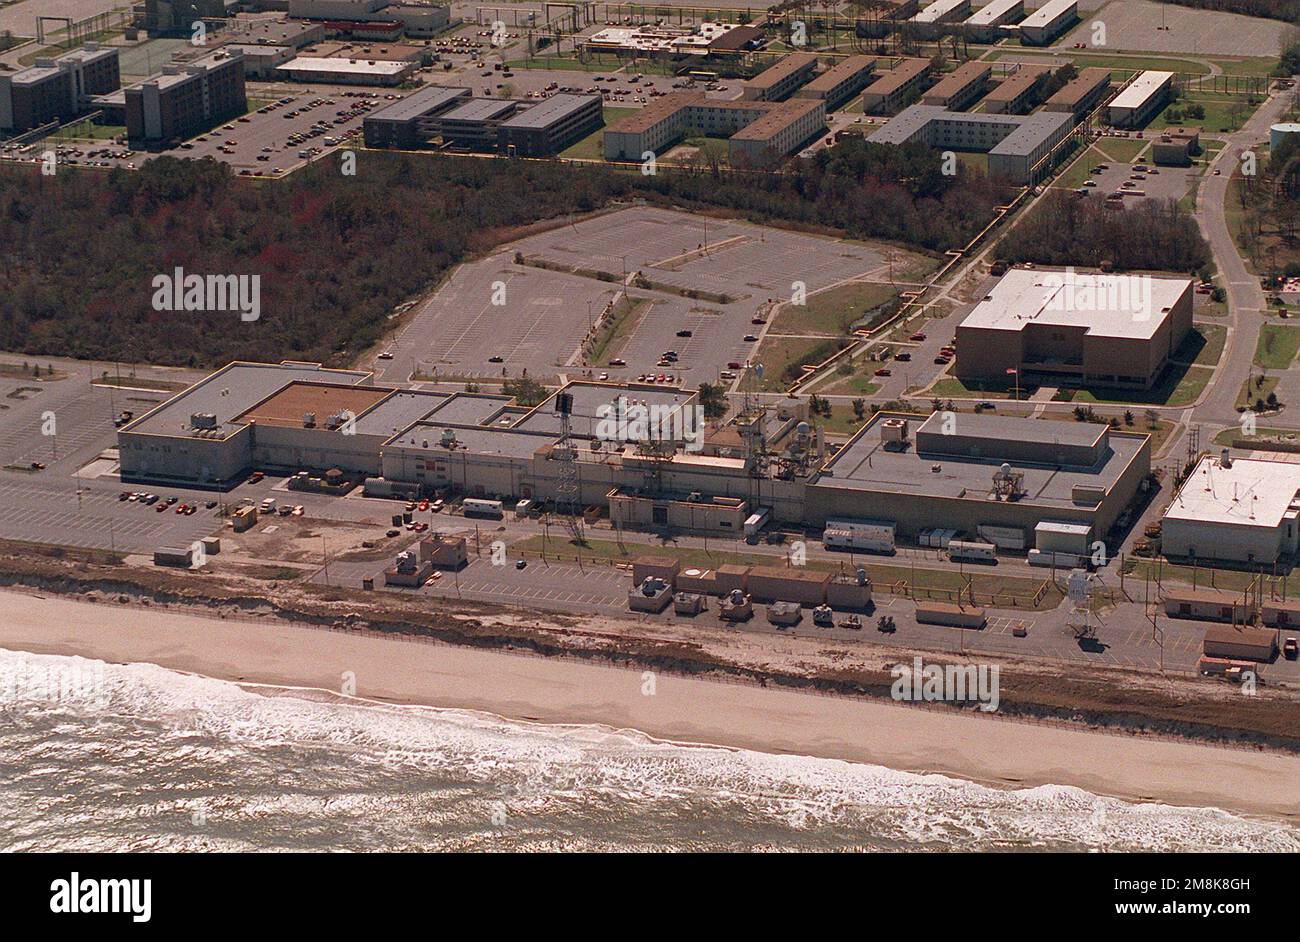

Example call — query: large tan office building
[954,268,1194,390]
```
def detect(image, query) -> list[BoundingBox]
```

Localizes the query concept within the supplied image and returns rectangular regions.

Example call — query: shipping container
[977,524,1027,550]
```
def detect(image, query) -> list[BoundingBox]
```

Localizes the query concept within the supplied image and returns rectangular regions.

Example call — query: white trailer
[1027,548,1083,569]
[744,507,772,541]
[948,539,998,562]
[463,498,504,520]
[823,518,896,554]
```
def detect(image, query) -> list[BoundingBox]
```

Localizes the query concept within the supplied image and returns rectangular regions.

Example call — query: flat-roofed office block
[955,267,1194,389]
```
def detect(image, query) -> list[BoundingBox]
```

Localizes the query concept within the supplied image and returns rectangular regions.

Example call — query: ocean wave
[0,647,1295,852]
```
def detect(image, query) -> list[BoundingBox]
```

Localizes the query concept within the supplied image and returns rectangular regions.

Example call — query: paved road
[1192,81,1299,430]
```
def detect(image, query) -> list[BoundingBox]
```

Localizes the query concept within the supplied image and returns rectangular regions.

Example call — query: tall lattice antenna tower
[553,391,583,540]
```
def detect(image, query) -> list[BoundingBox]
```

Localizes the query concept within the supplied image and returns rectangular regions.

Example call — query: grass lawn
[1166,323,1226,368]
[1095,137,1149,164]
[589,297,650,365]
[813,406,874,437]
[769,281,898,336]
[1237,373,1280,410]
[1053,144,1107,189]
[1149,96,1262,134]
[987,50,1211,76]
[1212,425,1300,447]
[753,335,849,391]
[1209,58,1281,78]
[513,535,1061,609]
[926,376,1031,401]
[1254,324,1300,369]
[1036,410,1177,454]
[560,106,636,160]
[1072,364,1213,407]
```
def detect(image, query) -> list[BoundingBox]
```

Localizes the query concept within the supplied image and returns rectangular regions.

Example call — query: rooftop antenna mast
[552,390,583,540]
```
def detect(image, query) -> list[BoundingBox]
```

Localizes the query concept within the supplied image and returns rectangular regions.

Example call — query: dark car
[515,559,527,570]
[676,329,693,337]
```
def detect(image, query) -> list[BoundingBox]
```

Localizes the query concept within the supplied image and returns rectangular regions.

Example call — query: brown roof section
[984,63,1052,104]
[237,382,391,429]
[862,57,930,96]
[1045,67,1111,108]
[743,52,817,91]
[1204,624,1277,647]
[606,91,706,133]
[922,60,991,102]
[708,24,764,51]
[802,55,876,94]
[1164,587,1252,605]
[731,98,823,140]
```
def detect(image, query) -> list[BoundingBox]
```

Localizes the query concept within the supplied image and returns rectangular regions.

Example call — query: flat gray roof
[960,267,1192,340]
[387,423,555,458]
[812,413,1143,507]
[122,362,371,439]
[917,410,1104,448]
[353,390,447,438]
[366,85,469,123]
[422,393,514,427]
[867,104,1072,156]
[501,93,599,129]
[441,98,517,122]
[990,109,1072,155]
[515,384,695,438]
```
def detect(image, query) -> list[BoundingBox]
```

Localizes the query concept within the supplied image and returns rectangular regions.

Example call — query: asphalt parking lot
[169,89,376,178]
[1074,155,1197,205]
[374,206,890,383]
[1060,0,1291,57]
[0,357,226,554]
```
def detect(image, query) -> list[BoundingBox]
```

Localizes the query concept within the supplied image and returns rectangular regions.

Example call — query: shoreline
[2,589,1298,821]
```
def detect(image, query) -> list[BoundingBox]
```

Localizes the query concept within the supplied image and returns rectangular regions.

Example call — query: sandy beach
[2,588,1297,820]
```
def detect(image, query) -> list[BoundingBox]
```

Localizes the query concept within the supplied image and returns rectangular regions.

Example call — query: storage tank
[1270,122,1300,152]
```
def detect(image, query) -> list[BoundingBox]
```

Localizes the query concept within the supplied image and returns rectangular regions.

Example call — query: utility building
[1162,453,1300,564]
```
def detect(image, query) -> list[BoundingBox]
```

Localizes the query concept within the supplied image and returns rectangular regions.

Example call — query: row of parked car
[120,492,217,514]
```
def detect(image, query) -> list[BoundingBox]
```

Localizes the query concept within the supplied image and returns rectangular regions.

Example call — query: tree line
[995,193,1212,274]
[0,144,998,369]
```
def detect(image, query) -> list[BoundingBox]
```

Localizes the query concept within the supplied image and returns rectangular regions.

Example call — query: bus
[462,498,504,520]
[687,70,718,83]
